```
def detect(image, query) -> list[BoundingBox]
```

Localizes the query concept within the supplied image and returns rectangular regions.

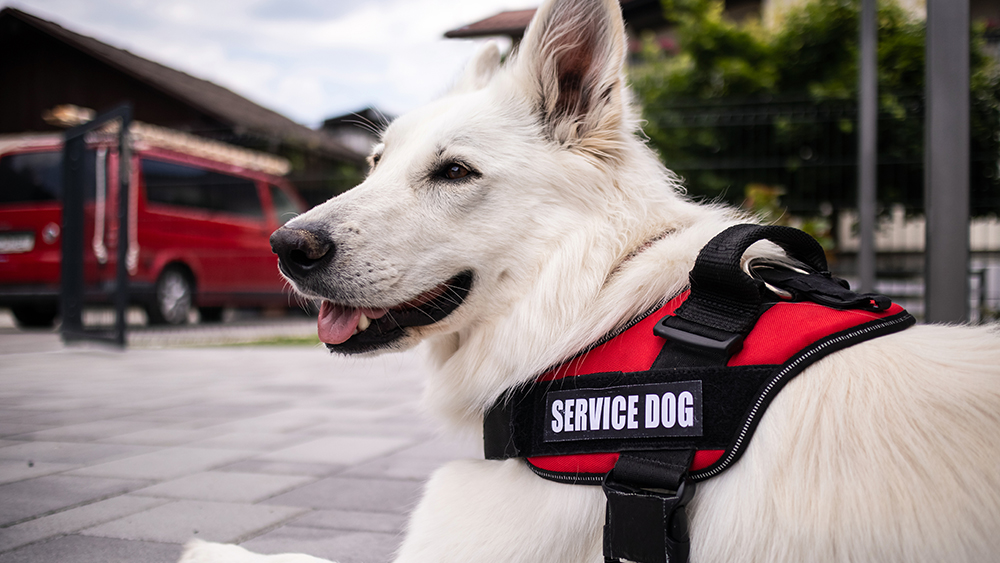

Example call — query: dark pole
[113,107,132,346]
[59,134,87,338]
[60,104,132,346]
[857,0,877,293]
[924,0,970,323]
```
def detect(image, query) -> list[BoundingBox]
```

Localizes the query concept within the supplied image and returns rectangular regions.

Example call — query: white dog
[181,0,1000,561]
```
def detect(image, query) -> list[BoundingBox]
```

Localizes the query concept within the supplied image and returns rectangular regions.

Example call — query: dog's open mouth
[318,271,473,354]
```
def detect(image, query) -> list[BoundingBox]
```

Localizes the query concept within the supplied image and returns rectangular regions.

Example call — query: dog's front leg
[395,458,606,563]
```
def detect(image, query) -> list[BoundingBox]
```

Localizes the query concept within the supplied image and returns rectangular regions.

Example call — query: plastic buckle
[653,316,744,357]
[602,474,697,563]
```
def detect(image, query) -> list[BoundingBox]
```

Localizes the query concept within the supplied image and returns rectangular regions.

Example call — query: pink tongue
[318,301,361,344]
[317,301,390,345]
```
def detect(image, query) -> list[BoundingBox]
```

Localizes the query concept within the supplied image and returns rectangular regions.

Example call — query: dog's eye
[441,163,470,180]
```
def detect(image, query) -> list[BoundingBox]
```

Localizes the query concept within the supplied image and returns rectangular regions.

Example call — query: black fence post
[857,0,877,294]
[59,131,86,337]
[924,0,970,323]
[60,103,132,346]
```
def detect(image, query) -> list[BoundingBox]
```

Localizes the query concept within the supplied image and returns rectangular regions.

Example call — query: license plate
[0,232,35,254]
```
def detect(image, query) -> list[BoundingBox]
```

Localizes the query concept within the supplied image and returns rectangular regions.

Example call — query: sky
[5,0,538,127]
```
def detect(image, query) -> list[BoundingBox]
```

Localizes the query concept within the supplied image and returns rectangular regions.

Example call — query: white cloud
[6,0,537,126]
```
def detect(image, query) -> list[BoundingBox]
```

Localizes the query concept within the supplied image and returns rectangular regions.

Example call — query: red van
[0,125,305,327]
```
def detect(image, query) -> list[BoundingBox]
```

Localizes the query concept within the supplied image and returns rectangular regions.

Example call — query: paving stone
[0,422,54,438]
[0,534,180,563]
[0,495,168,553]
[139,402,285,421]
[7,408,141,427]
[110,396,217,416]
[187,431,316,451]
[339,453,446,482]
[2,397,110,413]
[0,410,48,422]
[395,434,483,460]
[67,447,256,481]
[339,434,480,481]
[216,460,345,477]
[13,420,160,442]
[302,420,431,439]
[263,477,425,514]
[291,509,408,534]
[0,475,149,527]
[80,500,307,544]
[211,410,333,434]
[0,440,157,465]
[0,459,76,485]
[239,526,400,563]
[132,471,316,503]
[256,436,412,466]
[97,427,222,447]
[142,417,235,431]
[289,407,405,424]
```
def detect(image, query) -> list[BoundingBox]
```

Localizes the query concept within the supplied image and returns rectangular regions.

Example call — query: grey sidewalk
[0,329,480,563]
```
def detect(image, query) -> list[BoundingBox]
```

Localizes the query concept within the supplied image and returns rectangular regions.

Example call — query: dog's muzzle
[270,225,335,282]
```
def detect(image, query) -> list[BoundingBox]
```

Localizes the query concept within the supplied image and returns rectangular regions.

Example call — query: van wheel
[200,307,224,323]
[11,303,58,328]
[148,267,193,325]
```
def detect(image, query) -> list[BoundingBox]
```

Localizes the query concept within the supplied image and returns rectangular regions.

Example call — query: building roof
[1,7,362,163]
[444,9,536,40]
[0,122,292,176]
[443,0,663,40]
[322,107,395,131]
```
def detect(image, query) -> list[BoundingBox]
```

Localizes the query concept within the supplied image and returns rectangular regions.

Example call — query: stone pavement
[0,326,481,563]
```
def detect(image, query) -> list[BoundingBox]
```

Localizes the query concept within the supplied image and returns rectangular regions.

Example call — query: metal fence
[643,95,1000,321]
[645,94,999,216]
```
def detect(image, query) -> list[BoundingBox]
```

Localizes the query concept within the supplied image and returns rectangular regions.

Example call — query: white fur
[180,0,1000,561]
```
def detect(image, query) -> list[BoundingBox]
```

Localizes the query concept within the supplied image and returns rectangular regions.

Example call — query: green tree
[632,0,1000,216]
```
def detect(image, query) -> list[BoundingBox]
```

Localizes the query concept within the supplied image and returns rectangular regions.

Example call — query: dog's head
[271,0,664,355]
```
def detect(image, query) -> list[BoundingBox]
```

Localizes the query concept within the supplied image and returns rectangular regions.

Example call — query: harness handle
[678,224,829,335]
[655,224,891,363]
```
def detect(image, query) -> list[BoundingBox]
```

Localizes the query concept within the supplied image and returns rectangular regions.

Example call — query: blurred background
[1,0,998,340]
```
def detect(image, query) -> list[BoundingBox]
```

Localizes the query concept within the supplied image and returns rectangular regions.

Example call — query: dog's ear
[452,41,502,94]
[515,0,627,158]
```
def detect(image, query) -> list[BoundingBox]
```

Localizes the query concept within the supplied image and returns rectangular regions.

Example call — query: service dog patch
[543,381,703,442]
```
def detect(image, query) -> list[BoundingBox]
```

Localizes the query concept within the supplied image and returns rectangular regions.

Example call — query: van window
[269,184,301,226]
[0,150,96,204]
[142,158,263,218]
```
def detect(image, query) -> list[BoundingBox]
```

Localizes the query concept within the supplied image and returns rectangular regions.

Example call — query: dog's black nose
[270,225,335,280]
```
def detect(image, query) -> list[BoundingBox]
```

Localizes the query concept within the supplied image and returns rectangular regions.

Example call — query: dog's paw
[177,539,337,563]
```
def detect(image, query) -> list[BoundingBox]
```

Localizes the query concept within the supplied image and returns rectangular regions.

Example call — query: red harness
[481,225,915,563]
[521,290,910,480]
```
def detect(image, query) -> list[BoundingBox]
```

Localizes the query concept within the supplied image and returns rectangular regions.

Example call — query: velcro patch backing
[544,381,703,442]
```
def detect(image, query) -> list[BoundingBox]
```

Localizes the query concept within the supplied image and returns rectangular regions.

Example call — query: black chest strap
[603,449,696,563]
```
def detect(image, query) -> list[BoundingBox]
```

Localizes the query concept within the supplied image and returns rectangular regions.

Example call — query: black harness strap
[483,365,774,459]
[603,450,695,563]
